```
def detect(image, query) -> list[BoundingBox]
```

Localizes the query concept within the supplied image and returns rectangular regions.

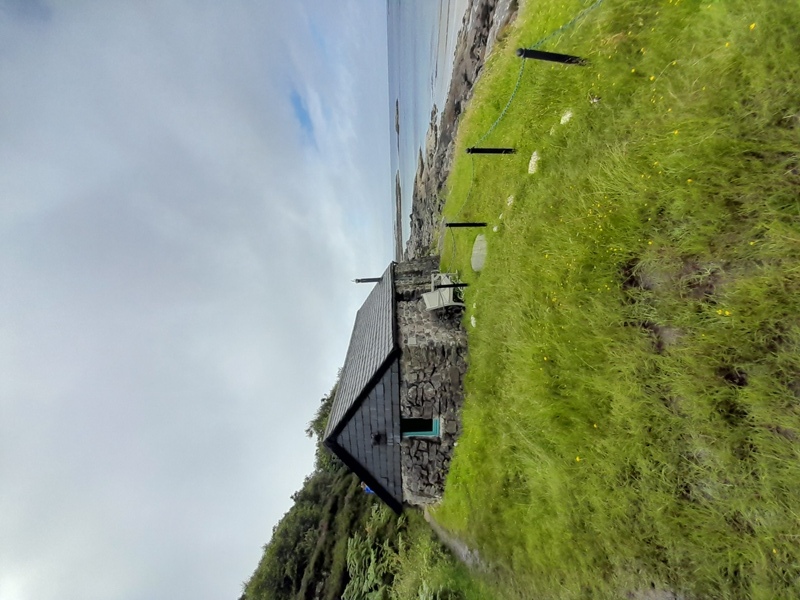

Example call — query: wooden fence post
[516,48,586,65]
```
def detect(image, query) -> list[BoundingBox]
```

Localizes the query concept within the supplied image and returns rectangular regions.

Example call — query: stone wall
[393,256,439,298]
[393,258,468,507]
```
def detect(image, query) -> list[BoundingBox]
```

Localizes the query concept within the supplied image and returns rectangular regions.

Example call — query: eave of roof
[324,433,402,514]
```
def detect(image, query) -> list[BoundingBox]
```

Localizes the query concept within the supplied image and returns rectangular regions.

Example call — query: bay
[387,0,469,259]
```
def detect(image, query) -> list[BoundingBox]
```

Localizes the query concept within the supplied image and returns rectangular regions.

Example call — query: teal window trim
[402,418,440,438]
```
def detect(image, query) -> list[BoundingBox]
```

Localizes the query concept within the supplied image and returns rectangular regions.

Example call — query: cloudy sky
[0,1,393,598]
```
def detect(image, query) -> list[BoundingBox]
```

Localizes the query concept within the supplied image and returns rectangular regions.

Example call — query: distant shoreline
[393,95,403,260]
[394,170,403,260]
[402,0,518,260]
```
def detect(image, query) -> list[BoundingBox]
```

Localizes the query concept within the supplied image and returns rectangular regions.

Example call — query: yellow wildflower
[650,75,655,81]
[576,456,581,462]
[750,22,756,31]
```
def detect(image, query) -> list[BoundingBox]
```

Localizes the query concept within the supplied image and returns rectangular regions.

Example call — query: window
[400,417,440,438]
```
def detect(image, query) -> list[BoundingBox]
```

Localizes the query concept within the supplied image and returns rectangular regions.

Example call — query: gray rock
[471,234,487,272]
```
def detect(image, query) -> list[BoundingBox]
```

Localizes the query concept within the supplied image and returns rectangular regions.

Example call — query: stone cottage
[323,256,467,513]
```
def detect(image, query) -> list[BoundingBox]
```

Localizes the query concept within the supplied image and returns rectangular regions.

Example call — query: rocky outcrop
[485,0,518,59]
[406,0,518,259]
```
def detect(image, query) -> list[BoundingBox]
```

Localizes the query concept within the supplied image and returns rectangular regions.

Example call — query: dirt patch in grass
[641,321,682,354]
[680,261,726,302]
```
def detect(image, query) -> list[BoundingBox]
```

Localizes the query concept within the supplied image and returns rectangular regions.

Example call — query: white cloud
[0,1,392,599]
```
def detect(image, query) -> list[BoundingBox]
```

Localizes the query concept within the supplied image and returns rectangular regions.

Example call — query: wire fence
[443,0,605,265]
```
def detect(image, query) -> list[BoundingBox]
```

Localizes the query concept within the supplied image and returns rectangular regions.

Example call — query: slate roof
[324,264,404,512]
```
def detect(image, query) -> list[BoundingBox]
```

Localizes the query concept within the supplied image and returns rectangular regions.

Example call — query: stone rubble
[393,258,468,506]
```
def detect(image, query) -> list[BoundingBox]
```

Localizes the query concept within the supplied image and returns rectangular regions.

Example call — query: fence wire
[443,0,605,265]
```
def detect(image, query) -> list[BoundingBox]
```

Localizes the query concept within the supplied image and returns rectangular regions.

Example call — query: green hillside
[434,0,800,597]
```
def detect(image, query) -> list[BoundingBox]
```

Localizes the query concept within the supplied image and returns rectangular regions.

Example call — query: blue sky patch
[289,89,315,145]
[0,0,52,23]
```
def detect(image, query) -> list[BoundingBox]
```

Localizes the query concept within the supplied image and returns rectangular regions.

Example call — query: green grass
[433,0,800,597]
[389,511,499,600]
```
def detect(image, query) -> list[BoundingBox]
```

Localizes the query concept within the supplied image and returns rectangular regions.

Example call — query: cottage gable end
[323,264,404,512]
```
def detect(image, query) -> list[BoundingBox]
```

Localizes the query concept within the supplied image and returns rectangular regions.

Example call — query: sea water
[387,0,469,257]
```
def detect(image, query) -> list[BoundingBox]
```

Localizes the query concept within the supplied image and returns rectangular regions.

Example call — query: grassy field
[432,0,800,597]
